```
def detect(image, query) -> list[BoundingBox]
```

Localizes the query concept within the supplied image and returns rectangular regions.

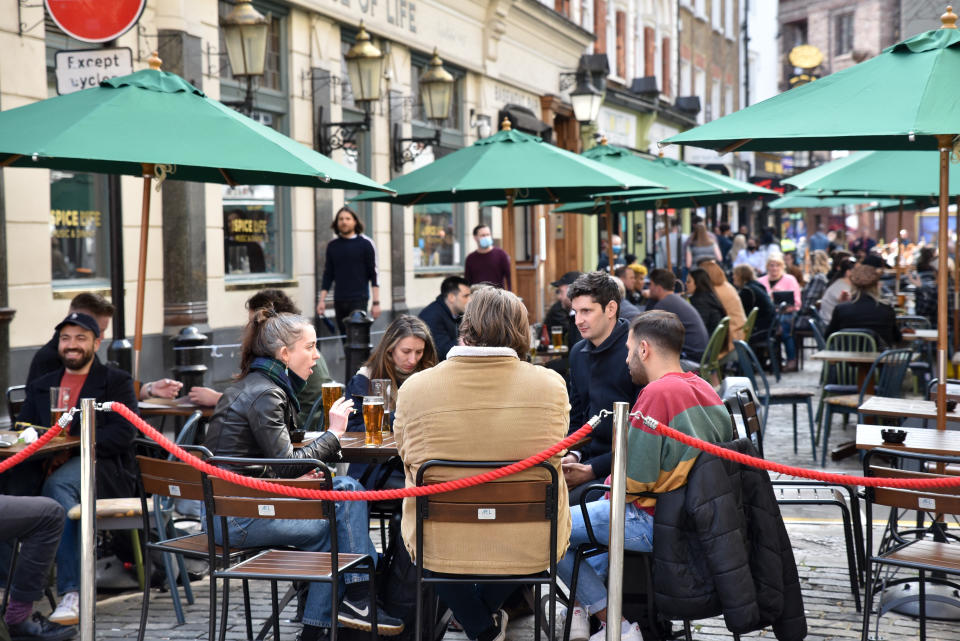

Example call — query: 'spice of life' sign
[55,48,134,95]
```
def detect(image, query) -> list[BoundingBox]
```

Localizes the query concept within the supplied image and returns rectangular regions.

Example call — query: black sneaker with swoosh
[337,596,404,635]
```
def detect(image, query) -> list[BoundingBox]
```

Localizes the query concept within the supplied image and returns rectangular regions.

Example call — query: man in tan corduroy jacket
[395,286,571,641]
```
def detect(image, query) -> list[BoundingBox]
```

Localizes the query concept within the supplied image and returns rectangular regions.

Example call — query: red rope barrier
[645,416,960,489]
[109,402,593,500]
[0,422,65,475]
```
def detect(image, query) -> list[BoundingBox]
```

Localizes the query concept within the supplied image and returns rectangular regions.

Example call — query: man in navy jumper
[563,272,641,500]
[418,275,471,360]
[316,206,381,334]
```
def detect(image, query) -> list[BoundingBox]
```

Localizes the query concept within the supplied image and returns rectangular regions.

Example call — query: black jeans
[333,297,369,336]
[429,575,516,639]
[0,495,64,603]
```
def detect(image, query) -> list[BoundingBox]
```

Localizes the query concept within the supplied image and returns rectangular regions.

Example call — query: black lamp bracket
[317,106,371,157]
[392,122,441,173]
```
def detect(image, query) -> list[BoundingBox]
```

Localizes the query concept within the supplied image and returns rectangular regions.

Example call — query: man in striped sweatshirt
[555,310,732,641]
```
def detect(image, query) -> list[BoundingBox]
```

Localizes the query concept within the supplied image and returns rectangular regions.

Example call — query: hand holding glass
[50,387,70,428]
[321,382,344,430]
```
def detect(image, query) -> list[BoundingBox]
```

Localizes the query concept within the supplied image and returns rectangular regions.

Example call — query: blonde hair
[811,250,830,275]
[459,286,530,359]
[766,253,785,269]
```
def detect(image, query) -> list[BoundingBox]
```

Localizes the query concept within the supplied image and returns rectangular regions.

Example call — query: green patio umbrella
[767,193,903,209]
[351,120,665,290]
[0,58,392,385]
[663,9,960,430]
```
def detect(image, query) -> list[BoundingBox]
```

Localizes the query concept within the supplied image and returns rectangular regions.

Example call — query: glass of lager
[50,387,70,428]
[362,396,384,446]
[370,379,393,434]
[321,382,344,430]
[550,326,564,350]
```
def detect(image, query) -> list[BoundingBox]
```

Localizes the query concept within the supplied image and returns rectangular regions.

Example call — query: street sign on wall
[45,0,146,43]
[55,48,134,95]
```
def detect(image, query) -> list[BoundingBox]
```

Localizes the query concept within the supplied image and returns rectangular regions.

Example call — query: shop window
[413,203,464,271]
[218,1,291,279]
[835,12,854,56]
[45,24,111,287]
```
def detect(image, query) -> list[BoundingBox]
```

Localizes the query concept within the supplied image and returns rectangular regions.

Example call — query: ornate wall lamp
[392,48,454,172]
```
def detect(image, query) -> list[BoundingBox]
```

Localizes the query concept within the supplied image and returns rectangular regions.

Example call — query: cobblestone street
[61,362,959,640]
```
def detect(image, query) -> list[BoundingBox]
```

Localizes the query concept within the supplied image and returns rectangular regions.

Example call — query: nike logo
[349,605,369,616]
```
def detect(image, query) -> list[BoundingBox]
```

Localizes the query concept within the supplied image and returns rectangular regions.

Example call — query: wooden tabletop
[858,395,960,421]
[902,329,938,342]
[856,424,960,456]
[297,432,399,464]
[139,397,215,418]
[810,350,882,364]
[0,431,80,459]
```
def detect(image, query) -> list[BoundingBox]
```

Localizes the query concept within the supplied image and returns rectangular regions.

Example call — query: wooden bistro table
[858,396,960,423]
[532,345,569,365]
[138,397,215,418]
[856,423,960,456]
[810,350,882,365]
[296,431,399,465]
[902,329,938,343]
[0,430,80,460]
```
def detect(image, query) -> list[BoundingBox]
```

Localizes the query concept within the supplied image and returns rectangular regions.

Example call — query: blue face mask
[612,245,622,254]
[478,236,493,249]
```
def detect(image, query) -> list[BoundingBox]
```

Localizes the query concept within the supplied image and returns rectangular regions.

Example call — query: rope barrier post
[606,401,630,641]
[79,398,97,641]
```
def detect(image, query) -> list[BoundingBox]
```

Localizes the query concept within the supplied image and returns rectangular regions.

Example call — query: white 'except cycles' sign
[55,48,134,95]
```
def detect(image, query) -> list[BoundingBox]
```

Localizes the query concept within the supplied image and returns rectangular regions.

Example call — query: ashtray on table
[880,428,907,444]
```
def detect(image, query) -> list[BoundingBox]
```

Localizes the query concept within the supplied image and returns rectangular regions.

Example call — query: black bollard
[344,310,373,382]
[171,326,208,395]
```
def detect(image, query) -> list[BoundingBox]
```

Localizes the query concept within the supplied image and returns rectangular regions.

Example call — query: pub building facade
[0,0,600,395]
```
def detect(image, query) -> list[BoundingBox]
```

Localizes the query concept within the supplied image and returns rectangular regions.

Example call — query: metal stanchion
[606,401,630,641]
[79,398,97,641]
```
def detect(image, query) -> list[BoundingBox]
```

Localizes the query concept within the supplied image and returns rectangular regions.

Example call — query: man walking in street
[464,224,511,289]
[316,206,381,334]
[418,276,471,360]
[645,269,709,361]
[563,272,641,501]
[556,310,732,641]
[18,312,139,626]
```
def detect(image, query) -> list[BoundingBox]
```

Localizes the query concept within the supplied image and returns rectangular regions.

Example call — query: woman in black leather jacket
[203,308,402,641]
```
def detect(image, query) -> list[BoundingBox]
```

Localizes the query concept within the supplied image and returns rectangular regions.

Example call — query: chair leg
[208,571,217,641]
[837,503,861,612]
[533,583,541,641]
[683,619,693,641]
[218,578,230,641]
[159,549,186,626]
[137,534,152,641]
[919,569,926,641]
[368,560,378,641]
[175,552,194,605]
[792,404,798,454]
[820,406,834,467]
[129,529,145,591]
[804,398,816,461]
[861,559,877,641]
[271,580,281,641]
[243,579,253,641]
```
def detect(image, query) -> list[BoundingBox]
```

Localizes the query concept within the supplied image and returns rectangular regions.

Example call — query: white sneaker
[567,606,590,641]
[587,622,607,641]
[49,591,79,625]
[621,622,643,641]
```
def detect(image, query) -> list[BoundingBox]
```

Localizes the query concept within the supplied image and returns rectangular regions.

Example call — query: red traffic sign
[45,0,146,44]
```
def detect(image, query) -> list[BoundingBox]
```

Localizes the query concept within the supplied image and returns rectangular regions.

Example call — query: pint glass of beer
[321,382,344,430]
[369,379,393,433]
[362,396,384,446]
[50,387,70,427]
[550,326,564,350]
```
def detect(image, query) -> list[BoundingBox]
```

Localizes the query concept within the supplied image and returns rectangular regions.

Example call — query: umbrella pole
[936,137,952,431]
[504,189,517,294]
[132,165,154,393]
[663,209,671,271]
[955,195,960,353]
[895,198,903,296]
[605,199,614,272]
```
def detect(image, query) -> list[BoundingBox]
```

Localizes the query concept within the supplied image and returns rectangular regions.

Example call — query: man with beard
[16,312,139,626]
[554,311,731,641]
[316,206,381,334]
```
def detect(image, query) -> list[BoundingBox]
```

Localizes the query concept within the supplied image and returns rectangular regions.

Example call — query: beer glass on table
[362,396,384,446]
[320,382,343,430]
[50,387,70,428]
[550,326,564,350]
[370,378,393,435]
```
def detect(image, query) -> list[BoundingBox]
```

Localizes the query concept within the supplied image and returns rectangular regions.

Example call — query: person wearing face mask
[597,234,627,272]
[734,238,768,276]
[464,224,512,289]
[204,309,404,640]
[344,315,438,487]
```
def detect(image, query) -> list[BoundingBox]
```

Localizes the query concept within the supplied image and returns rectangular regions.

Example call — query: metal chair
[734,388,863,610]
[898,315,934,392]
[697,316,729,384]
[741,307,759,344]
[808,316,827,351]
[733,340,816,459]
[414,460,560,641]
[820,348,914,467]
[203,457,378,641]
[765,302,788,382]
[301,394,325,432]
[814,330,878,442]
[5,384,25,424]
[861,449,960,641]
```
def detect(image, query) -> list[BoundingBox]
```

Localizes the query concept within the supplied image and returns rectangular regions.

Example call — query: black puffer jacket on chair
[651,438,806,641]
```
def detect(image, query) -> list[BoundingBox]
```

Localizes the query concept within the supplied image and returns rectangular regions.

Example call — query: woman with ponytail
[204,307,403,640]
